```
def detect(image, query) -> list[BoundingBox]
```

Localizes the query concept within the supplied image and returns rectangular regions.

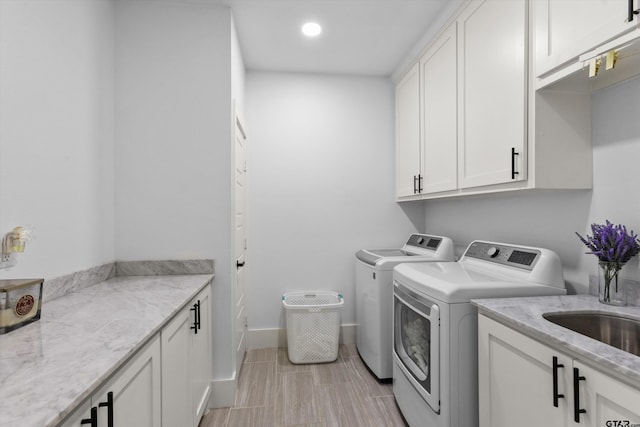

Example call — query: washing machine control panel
[464,241,540,270]
[486,246,500,258]
[406,234,441,251]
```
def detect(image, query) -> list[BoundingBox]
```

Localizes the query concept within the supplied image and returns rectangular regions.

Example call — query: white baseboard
[340,323,356,345]
[248,323,356,350]
[209,376,237,408]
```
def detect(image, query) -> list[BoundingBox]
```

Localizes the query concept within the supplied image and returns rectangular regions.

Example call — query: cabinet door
[396,62,421,198]
[191,285,212,425]
[574,361,640,427]
[59,399,92,427]
[94,335,161,427]
[420,23,458,194]
[161,285,212,427]
[534,0,636,77]
[478,315,571,427]
[161,307,192,427]
[458,0,527,189]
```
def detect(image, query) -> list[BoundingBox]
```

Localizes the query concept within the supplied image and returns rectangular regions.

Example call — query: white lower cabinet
[160,307,191,426]
[94,336,161,427]
[161,285,212,427]
[60,335,161,427]
[575,361,640,427]
[190,285,212,422]
[60,284,212,427]
[479,314,640,427]
[478,314,570,427]
[59,400,92,427]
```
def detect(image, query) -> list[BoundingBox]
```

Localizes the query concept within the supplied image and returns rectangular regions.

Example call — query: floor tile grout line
[201,345,407,427]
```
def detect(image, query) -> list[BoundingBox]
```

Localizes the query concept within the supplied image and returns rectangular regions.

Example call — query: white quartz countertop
[0,273,213,427]
[473,295,640,386]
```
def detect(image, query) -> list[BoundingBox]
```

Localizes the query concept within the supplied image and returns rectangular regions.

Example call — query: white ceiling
[209,0,456,76]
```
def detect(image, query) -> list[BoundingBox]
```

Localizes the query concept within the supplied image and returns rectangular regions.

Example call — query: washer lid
[356,249,446,269]
[367,249,414,257]
[356,234,456,268]
[393,262,566,304]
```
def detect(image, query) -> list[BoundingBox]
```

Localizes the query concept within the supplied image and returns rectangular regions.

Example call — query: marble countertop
[0,273,213,427]
[473,295,640,386]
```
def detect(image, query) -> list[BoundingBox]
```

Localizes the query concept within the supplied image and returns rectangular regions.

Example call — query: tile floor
[199,344,409,427]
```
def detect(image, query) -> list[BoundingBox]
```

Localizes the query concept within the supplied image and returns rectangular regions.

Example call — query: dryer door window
[399,307,431,389]
[393,282,440,413]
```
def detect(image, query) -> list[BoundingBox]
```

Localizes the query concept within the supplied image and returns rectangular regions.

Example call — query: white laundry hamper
[282,291,344,364]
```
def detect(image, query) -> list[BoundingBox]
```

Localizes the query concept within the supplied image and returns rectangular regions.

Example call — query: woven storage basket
[282,291,344,364]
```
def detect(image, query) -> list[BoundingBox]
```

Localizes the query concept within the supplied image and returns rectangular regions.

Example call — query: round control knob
[417,237,425,244]
[487,247,500,258]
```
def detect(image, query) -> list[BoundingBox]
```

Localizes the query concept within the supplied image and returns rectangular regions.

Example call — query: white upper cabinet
[396,63,421,198]
[421,24,458,194]
[458,0,527,189]
[534,0,638,78]
[394,0,596,201]
[396,25,458,199]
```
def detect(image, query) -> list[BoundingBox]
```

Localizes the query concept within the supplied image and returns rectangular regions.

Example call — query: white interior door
[233,107,248,374]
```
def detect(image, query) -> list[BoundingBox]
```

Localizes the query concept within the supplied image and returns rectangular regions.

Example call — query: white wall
[231,15,246,120]
[422,75,640,295]
[1,0,242,393]
[0,0,115,279]
[114,0,237,379]
[391,0,464,83]
[245,71,424,332]
[114,0,229,260]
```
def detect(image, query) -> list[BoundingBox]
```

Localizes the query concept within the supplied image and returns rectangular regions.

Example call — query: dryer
[355,233,454,379]
[392,240,567,427]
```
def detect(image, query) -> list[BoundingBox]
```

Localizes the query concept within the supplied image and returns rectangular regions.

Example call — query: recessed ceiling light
[301,22,322,37]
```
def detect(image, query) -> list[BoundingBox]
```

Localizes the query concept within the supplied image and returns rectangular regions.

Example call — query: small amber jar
[0,279,44,334]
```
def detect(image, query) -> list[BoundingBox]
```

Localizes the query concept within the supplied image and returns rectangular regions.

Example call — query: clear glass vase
[598,261,627,306]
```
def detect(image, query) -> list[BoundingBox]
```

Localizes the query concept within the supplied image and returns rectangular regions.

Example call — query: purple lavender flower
[576,220,640,264]
[576,220,640,303]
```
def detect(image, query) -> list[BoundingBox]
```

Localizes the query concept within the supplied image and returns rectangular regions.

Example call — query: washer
[392,240,567,427]
[355,233,455,380]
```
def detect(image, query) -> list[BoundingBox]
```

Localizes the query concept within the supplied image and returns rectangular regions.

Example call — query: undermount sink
[543,312,640,357]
